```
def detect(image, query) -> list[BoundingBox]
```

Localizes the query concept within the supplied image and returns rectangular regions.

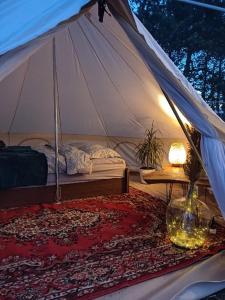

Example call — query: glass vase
[166,183,211,249]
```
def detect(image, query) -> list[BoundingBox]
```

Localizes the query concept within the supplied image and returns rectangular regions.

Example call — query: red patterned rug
[0,188,225,300]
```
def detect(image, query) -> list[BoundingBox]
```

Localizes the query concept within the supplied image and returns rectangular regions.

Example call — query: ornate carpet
[0,188,225,300]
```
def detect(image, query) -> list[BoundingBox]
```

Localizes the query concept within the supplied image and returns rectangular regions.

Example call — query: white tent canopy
[0,5,186,138]
[1,0,225,219]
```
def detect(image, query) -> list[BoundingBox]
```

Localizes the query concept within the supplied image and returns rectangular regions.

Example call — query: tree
[130,0,225,119]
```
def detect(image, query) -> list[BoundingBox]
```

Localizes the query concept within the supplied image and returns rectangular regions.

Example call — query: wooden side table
[143,167,210,202]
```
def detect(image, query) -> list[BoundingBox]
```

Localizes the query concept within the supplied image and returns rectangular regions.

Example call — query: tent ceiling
[0,4,184,138]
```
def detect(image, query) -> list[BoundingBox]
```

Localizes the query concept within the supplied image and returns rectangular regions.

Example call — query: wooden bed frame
[0,168,129,209]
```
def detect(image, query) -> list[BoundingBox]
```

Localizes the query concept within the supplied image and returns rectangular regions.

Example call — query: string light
[168,223,208,249]
[166,194,210,249]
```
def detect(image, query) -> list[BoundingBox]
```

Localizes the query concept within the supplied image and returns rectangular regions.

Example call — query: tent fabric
[0,0,91,56]
[107,0,138,30]
[114,12,225,219]
[131,14,225,140]
[201,137,225,217]
[0,5,185,138]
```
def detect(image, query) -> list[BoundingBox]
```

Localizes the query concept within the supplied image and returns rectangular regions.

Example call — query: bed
[0,140,129,209]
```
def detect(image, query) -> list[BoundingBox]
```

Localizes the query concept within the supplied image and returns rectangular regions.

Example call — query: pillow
[59,145,92,175]
[78,144,103,155]
[33,145,66,174]
[91,147,121,159]
[78,144,121,159]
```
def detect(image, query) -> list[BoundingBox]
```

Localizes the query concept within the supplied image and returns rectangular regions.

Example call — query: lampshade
[168,143,187,165]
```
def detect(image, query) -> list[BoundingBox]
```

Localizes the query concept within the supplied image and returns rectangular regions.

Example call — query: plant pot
[166,183,211,249]
[139,168,156,184]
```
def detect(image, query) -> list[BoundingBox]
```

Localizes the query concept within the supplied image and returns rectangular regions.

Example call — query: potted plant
[136,122,164,183]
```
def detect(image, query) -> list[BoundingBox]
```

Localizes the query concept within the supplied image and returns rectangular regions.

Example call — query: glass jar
[166,183,211,249]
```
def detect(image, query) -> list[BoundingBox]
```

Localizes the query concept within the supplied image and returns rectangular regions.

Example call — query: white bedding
[33,144,124,176]
[60,145,92,175]
[47,158,126,184]
[92,158,126,172]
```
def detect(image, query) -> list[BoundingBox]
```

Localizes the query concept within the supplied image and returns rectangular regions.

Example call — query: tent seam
[77,19,146,132]
[85,16,167,118]
[7,58,31,139]
[67,26,109,137]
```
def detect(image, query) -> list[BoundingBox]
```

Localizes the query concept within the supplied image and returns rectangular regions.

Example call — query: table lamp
[168,143,187,167]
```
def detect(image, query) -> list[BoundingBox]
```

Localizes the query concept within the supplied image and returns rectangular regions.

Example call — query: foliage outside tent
[130,0,225,120]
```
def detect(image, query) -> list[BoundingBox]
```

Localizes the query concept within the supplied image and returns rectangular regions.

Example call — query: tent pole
[53,37,61,202]
[162,89,207,173]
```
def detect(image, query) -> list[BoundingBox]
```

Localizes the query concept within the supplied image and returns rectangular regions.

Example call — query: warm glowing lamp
[168,143,187,166]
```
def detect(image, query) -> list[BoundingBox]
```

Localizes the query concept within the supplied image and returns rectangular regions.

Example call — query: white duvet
[60,144,92,175]
[33,145,66,174]
[33,144,122,175]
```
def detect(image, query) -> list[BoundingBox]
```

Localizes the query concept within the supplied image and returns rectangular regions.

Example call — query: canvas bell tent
[0,0,225,217]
